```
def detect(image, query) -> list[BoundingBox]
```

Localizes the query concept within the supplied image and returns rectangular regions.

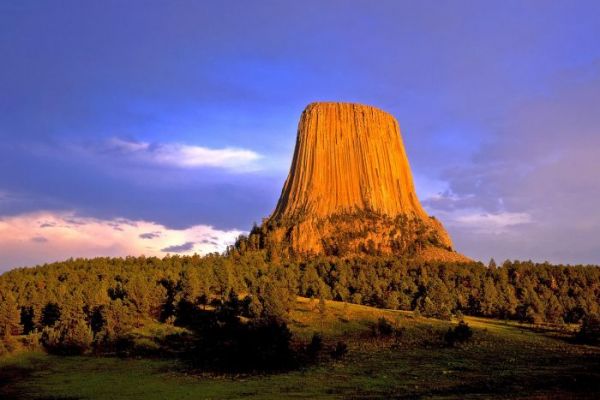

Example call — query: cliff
[272,102,426,220]
[242,102,468,262]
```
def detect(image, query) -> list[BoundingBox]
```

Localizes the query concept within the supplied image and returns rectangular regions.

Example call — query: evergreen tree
[180,267,202,304]
[418,278,453,320]
[480,278,500,317]
[41,302,61,327]
[300,265,322,298]
[0,292,22,336]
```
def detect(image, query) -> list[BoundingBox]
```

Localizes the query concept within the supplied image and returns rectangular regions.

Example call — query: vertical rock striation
[273,102,426,221]
[245,102,468,261]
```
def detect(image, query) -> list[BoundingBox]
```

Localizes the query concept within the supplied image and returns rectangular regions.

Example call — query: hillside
[1,254,599,398]
[2,297,599,399]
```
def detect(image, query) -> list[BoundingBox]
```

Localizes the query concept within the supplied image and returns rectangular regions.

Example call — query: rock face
[273,102,427,221]
[245,102,467,261]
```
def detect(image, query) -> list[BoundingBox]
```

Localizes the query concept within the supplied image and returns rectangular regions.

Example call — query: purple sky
[1,0,600,271]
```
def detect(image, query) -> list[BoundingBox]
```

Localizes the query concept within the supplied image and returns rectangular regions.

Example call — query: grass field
[1,297,599,399]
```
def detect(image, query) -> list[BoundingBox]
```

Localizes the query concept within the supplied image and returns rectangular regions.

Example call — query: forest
[1,244,599,362]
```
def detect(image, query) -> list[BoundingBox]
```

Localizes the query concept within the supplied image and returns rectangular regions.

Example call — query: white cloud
[107,138,262,171]
[435,209,532,234]
[453,211,531,230]
[0,211,245,271]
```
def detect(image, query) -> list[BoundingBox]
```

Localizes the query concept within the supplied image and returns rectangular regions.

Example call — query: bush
[22,331,42,351]
[133,337,161,356]
[188,316,295,372]
[0,335,21,356]
[307,332,323,359]
[41,319,94,355]
[372,317,395,337]
[330,341,348,360]
[41,326,61,351]
[444,321,473,347]
[576,315,600,345]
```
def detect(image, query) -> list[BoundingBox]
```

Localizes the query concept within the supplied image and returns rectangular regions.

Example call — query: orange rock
[273,102,426,221]
[251,102,468,261]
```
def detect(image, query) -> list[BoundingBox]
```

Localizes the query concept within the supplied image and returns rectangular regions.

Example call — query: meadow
[1,297,598,399]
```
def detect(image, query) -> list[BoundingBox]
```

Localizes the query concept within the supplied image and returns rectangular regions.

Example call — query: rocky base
[237,211,470,262]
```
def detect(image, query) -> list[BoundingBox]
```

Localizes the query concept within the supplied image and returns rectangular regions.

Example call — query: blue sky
[1,0,600,270]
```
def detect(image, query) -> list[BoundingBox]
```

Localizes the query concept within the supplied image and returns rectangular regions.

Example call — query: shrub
[330,341,348,360]
[0,335,21,356]
[133,337,161,356]
[444,321,473,347]
[576,315,600,345]
[188,316,295,372]
[63,320,94,354]
[307,332,323,359]
[22,331,41,351]
[372,317,395,337]
[244,318,294,370]
[41,319,94,355]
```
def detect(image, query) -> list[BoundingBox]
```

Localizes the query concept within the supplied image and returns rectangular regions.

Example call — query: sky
[1,0,600,271]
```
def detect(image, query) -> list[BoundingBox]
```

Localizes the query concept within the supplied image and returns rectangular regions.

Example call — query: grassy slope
[1,297,599,400]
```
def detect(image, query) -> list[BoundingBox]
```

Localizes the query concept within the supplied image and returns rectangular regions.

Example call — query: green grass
[2,298,599,399]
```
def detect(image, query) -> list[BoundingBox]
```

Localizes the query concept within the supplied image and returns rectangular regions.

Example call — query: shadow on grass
[0,357,83,400]
[0,364,32,400]
[398,370,600,400]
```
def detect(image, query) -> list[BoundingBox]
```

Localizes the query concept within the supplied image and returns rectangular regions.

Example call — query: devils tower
[273,102,428,221]
[243,102,467,261]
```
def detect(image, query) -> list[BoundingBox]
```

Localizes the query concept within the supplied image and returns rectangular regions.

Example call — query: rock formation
[241,102,468,261]
[273,102,428,221]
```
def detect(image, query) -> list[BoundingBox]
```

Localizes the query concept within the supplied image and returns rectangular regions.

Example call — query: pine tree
[41,302,61,327]
[480,278,500,317]
[180,267,201,304]
[418,278,453,320]
[300,265,322,298]
[255,277,293,321]
[0,292,22,337]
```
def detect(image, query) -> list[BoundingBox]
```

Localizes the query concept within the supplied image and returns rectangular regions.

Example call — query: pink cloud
[0,211,244,271]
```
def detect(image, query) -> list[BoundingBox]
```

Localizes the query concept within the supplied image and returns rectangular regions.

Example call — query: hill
[1,297,599,399]
[1,254,599,398]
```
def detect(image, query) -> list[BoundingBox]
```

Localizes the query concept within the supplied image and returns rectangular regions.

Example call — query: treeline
[0,252,599,356]
[292,257,600,324]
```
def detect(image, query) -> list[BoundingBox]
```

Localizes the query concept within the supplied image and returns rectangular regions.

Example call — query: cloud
[0,211,244,271]
[422,66,600,264]
[139,232,161,239]
[161,242,195,253]
[106,138,262,171]
[436,209,531,234]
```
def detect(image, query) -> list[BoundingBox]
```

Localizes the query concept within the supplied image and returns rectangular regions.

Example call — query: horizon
[2,1,600,271]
